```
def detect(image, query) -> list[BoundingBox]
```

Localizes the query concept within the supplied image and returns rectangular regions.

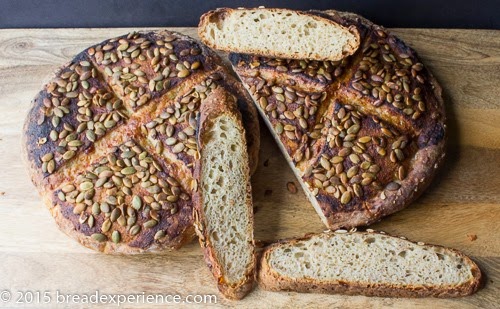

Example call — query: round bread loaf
[22,30,259,253]
[227,10,446,229]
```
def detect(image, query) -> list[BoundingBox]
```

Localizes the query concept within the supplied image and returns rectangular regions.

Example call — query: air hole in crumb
[211,231,219,241]
[398,251,407,258]
[220,132,227,138]
[294,252,304,258]
[307,21,317,28]
[436,253,444,260]
[457,264,462,269]
[230,144,236,151]
[364,237,376,244]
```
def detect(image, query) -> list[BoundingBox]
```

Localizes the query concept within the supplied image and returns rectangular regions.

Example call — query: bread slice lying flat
[193,87,255,299]
[259,231,482,298]
[199,7,360,61]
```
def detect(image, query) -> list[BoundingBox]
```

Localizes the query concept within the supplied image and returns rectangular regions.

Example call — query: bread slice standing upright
[193,87,255,299]
[199,7,360,61]
[259,231,482,297]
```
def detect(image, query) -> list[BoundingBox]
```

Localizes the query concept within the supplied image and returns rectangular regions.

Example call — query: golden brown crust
[22,30,259,254]
[258,231,482,298]
[192,87,256,299]
[228,10,446,230]
[199,8,360,62]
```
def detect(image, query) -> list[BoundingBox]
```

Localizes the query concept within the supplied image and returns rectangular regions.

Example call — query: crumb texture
[268,233,473,286]
[202,115,252,284]
[202,8,359,60]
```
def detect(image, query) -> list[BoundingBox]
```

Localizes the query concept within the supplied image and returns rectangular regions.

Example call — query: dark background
[0,0,499,29]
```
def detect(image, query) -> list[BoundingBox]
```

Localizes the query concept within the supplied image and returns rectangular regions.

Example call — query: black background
[0,0,499,29]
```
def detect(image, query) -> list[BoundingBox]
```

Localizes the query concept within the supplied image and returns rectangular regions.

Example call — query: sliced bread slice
[259,231,482,298]
[198,7,360,61]
[193,87,255,300]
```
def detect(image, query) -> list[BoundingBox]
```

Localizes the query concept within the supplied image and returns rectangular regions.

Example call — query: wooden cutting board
[0,27,498,308]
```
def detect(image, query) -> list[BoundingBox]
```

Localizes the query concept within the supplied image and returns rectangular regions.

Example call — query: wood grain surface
[0,27,499,308]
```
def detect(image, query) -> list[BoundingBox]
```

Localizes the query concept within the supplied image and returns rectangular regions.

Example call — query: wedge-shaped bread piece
[227,10,446,230]
[193,87,255,299]
[199,7,360,61]
[259,231,482,298]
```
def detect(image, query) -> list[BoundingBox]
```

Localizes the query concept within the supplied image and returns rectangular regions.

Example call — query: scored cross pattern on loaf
[229,10,446,229]
[23,30,259,253]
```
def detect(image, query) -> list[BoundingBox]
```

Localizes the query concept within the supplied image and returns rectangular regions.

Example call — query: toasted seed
[386,182,401,191]
[358,136,371,143]
[100,202,110,213]
[348,153,360,164]
[340,191,352,204]
[398,166,406,180]
[63,150,75,160]
[144,219,158,229]
[112,231,121,243]
[347,166,359,178]
[395,149,405,161]
[165,137,176,146]
[299,118,308,129]
[154,230,166,240]
[62,184,75,193]
[73,203,86,214]
[110,208,121,222]
[317,157,330,171]
[91,233,107,242]
[353,184,363,197]
[177,69,190,78]
[106,195,117,205]
[275,123,283,134]
[259,97,268,109]
[172,143,185,153]
[101,219,112,233]
[92,202,100,215]
[132,195,142,210]
[130,224,141,235]
[121,166,136,175]
[41,153,53,162]
[79,181,94,191]
[331,156,343,164]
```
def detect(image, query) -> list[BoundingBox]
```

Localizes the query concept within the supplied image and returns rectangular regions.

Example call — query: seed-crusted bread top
[199,8,360,61]
[258,231,482,297]
[227,9,446,229]
[22,30,260,253]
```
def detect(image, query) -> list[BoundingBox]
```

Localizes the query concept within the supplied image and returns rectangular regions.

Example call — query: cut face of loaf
[198,8,360,61]
[194,88,255,300]
[259,232,482,297]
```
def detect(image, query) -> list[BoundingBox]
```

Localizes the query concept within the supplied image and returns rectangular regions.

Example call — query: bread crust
[258,231,482,298]
[227,10,447,230]
[192,87,256,299]
[22,30,259,254]
[199,7,361,61]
